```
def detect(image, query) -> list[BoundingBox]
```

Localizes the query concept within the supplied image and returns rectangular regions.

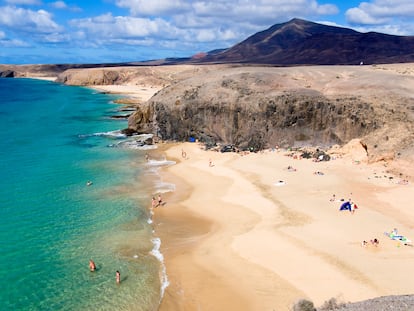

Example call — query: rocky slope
[4,62,413,175]
[127,64,414,165]
[316,295,414,311]
[54,64,227,88]
[199,18,414,65]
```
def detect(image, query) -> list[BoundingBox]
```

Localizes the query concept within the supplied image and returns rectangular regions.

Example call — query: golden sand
[150,142,414,311]
[28,64,414,310]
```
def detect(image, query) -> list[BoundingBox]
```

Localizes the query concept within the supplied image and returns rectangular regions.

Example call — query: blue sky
[1,0,414,64]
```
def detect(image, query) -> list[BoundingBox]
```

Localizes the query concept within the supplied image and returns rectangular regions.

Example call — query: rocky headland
[123,64,414,175]
[4,63,413,179]
[2,61,413,180]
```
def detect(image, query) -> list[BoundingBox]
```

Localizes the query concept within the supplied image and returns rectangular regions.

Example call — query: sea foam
[150,237,169,299]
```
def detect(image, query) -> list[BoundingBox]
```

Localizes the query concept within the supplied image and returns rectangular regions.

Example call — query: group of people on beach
[152,194,163,209]
[89,259,121,284]
[149,194,164,223]
[361,238,379,247]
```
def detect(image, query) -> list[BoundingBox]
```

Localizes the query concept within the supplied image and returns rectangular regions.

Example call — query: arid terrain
[3,62,413,180]
[2,62,414,310]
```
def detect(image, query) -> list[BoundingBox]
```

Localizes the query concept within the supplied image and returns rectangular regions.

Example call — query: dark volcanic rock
[0,70,15,77]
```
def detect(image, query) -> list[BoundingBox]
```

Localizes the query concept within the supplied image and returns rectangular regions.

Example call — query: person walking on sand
[116,270,121,284]
[89,259,96,272]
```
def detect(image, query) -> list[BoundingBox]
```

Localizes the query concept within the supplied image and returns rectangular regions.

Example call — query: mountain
[198,18,414,65]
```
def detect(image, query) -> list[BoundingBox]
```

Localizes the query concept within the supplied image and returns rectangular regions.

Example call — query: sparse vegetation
[318,297,347,310]
[292,299,316,311]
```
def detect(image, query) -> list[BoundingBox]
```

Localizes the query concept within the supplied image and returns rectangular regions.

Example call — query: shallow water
[0,78,166,310]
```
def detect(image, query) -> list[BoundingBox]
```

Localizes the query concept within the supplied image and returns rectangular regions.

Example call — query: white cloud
[187,0,338,26]
[42,32,71,43]
[346,0,414,26]
[115,0,190,16]
[0,39,30,47]
[194,29,216,42]
[0,30,30,47]
[0,6,61,33]
[70,13,182,41]
[349,23,414,36]
[346,7,388,25]
[115,0,338,24]
[5,0,42,5]
[50,1,67,9]
[68,0,341,53]
[49,1,81,12]
[315,3,338,15]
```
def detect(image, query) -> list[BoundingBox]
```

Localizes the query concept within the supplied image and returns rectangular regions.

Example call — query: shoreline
[25,72,414,309]
[24,75,162,104]
[89,84,162,103]
[151,141,414,310]
[25,76,58,81]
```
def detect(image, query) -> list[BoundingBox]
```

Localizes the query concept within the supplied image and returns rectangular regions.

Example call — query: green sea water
[0,78,166,310]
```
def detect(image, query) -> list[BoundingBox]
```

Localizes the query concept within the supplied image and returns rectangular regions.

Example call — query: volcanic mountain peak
[202,18,414,65]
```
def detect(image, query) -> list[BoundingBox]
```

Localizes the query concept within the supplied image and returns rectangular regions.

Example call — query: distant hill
[196,18,414,65]
[2,18,414,76]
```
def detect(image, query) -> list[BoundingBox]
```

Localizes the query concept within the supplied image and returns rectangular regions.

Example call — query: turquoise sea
[0,78,169,310]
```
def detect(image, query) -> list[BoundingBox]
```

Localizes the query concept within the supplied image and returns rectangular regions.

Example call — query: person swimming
[89,259,96,272]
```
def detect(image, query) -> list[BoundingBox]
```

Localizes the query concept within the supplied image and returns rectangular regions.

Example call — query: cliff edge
[127,64,414,166]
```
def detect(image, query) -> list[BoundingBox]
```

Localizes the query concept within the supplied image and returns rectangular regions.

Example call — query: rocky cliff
[127,65,414,162]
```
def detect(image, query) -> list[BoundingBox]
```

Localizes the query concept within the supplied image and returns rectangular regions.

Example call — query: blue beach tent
[339,201,352,211]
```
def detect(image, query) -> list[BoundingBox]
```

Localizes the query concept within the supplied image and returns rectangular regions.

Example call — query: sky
[1,0,414,64]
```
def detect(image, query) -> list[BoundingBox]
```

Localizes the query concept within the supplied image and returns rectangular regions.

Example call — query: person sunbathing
[286,165,297,172]
[370,238,379,246]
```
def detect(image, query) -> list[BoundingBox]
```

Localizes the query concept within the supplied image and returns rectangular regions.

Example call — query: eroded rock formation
[127,66,414,161]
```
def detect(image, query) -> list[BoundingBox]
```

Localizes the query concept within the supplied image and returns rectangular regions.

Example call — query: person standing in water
[116,270,121,284]
[89,259,96,272]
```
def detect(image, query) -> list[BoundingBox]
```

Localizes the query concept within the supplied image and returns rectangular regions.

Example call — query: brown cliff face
[128,65,414,160]
[134,88,378,150]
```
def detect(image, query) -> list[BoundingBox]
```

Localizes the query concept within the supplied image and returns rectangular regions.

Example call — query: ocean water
[0,78,168,311]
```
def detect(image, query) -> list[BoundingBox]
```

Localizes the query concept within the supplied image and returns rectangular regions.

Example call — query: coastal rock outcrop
[127,66,414,161]
[56,68,122,85]
[0,70,16,77]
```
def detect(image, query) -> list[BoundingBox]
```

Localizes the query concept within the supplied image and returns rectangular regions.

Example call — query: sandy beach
[27,64,414,309]
[149,141,414,310]
[90,84,162,103]
[81,65,414,310]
